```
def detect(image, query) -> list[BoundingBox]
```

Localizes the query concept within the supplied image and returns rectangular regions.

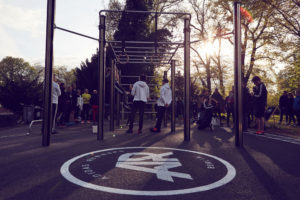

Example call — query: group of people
[279,90,300,126]
[51,76,99,134]
[191,76,267,134]
[52,74,299,135]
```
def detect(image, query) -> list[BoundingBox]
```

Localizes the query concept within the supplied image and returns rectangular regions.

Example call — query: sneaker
[81,121,85,124]
[87,120,91,124]
[150,128,160,133]
[51,130,58,134]
[255,130,264,135]
[126,129,133,134]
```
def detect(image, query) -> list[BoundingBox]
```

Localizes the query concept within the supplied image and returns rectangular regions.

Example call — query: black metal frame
[44,1,243,147]
[98,10,191,141]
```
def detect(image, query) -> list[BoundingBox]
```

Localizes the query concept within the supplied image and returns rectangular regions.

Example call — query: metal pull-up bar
[54,25,99,41]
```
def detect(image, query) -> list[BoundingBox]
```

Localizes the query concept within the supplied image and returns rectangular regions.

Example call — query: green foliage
[76,0,173,91]
[113,0,172,76]
[174,71,202,101]
[0,57,43,113]
[75,53,99,91]
[53,66,76,87]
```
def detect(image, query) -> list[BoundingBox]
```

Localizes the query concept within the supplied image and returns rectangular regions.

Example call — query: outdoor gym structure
[43,0,243,147]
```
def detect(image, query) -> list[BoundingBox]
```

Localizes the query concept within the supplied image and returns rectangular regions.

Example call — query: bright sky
[0,0,110,70]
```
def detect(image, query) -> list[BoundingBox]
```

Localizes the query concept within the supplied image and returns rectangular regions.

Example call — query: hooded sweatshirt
[157,83,172,107]
[131,81,149,102]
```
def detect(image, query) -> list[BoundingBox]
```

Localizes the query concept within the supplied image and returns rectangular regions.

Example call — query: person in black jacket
[287,92,296,125]
[242,83,251,131]
[278,91,288,124]
[252,76,268,134]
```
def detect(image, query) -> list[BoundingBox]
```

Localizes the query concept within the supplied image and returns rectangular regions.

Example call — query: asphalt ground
[0,120,300,200]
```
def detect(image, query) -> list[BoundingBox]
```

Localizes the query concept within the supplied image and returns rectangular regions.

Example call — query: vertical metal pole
[163,71,168,127]
[171,60,176,133]
[233,2,243,147]
[184,18,191,141]
[110,60,115,131]
[116,91,120,127]
[98,15,105,141]
[42,0,55,147]
[116,65,120,128]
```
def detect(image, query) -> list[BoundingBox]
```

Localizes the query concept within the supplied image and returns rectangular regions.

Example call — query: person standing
[242,82,251,131]
[278,91,289,125]
[212,88,224,122]
[52,76,61,134]
[225,90,234,127]
[71,83,78,121]
[81,88,91,124]
[287,92,296,125]
[176,97,184,119]
[90,90,99,123]
[150,78,172,133]
[252,76,268,134]
[75,89,83,122]
[57,82,65,126]
[64,86,72,124]
[293,90,300,126]
[126,74,149,134]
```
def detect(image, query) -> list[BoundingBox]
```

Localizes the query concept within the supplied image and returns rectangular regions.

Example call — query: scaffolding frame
[98,10,191,141]
[44,1,243,147]
[42,4,192,146]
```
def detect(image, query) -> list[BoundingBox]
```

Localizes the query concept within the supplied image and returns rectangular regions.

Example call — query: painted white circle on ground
[60,147,236,196]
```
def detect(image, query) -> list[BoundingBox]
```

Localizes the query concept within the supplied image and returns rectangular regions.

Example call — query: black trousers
[129,101,145,131]
[155,106,166,131]
[295,110,300,125]
[279,107,288,123]
[52,103,58,131]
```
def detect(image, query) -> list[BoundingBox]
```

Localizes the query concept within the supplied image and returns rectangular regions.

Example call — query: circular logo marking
[60,147,236,196]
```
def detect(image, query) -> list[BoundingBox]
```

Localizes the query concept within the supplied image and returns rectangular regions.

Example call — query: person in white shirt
[52,76,61,134]
[126,74,149,134]
[150,78,172,133]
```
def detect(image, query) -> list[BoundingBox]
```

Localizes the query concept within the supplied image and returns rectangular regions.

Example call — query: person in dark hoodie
[252,76,268,134]
[126,74,150,134]
[278,91,289,124]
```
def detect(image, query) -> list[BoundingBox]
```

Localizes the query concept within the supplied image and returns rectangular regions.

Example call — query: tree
[188,0,230,94]
[75,0,174,91]
[75,53,99,91]
[0,57,43,113]
[113,0,173,76]
[53,66,76,87]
